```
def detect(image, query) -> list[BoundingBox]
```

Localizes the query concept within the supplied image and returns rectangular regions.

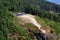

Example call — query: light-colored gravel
[16,13,46,33]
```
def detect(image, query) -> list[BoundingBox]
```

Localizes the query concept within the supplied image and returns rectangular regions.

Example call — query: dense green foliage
[0,8,37,40]
[0,0,60,13]
[0,0,60,40]
[0,7,19,39]
[0,0,60,22]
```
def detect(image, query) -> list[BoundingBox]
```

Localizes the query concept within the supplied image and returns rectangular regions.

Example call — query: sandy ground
[16,13,46,33]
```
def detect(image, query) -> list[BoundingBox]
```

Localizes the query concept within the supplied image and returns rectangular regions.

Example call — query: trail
[16,13,46,33]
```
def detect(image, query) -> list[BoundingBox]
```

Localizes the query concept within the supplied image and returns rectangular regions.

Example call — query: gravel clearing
[16,13,46,33]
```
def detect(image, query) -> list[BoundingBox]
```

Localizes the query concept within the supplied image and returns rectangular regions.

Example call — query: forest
[0,0,60,40]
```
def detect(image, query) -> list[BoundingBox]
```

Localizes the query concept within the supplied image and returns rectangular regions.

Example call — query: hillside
[0,0,60,40]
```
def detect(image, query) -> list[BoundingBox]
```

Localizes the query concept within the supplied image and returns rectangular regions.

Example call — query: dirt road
[16,13,46,33]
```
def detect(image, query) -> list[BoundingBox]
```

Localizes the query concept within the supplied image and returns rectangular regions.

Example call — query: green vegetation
[0,8,37,40]
[35,16,60,40]
[0,0,60,40]
[0,0,60,22]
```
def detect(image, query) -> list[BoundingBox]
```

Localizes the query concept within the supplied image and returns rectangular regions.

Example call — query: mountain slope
[16,13,58,40]
[0,0,60,40]
[0,9,39,40]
